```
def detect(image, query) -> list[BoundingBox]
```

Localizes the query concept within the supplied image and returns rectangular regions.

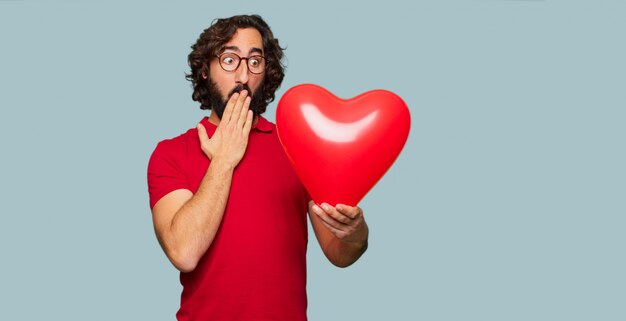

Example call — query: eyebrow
[221,45,264,56]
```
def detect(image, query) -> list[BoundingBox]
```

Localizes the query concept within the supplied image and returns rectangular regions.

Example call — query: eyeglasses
[215,52,266,74]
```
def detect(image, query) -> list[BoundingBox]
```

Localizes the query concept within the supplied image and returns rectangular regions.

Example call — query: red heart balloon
[276,84,411,206]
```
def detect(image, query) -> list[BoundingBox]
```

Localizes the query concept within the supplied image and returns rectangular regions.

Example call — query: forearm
[167,160,234,271]
[325,223,369,268]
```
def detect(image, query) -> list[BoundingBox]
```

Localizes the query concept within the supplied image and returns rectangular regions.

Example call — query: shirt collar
[199,115,274,133]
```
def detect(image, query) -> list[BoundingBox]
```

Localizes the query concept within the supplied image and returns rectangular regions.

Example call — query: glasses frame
[215,52,266,75]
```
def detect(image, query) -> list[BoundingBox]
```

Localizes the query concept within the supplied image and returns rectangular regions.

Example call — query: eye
[249,58,260,67]
[222,56,235,65]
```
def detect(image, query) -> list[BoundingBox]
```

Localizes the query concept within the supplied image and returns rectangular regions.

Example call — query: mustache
[205,79,266,120]
[228,84,253,98]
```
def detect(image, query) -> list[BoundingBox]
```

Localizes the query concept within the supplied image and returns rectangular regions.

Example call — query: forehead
[221,28,264,55]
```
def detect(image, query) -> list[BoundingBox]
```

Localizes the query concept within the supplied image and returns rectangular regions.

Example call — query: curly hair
[186,15,286,112]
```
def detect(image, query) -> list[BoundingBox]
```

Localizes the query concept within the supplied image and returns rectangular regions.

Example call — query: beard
[206,79,266,119]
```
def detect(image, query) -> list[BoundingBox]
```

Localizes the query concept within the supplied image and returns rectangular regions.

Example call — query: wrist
[210,157,236,172]
[344,224,369,247]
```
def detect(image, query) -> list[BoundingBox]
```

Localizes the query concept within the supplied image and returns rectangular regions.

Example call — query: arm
[151,90,253,273]
[151,160,235,273]
[308,201,369,268]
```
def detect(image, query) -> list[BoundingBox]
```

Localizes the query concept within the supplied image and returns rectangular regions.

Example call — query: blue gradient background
[1,1,624,320]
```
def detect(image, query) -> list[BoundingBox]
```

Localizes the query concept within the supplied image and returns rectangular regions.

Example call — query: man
[147,14,369,321]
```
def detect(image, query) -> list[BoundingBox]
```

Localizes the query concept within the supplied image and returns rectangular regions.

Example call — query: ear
[202,72,207,79]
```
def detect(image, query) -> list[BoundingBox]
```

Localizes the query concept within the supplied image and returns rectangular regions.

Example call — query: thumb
[197,123,214,159]
[197,123,210,143]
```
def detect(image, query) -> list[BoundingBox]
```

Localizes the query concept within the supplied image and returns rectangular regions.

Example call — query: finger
[222,92,240,123]
[238,96,251,128]
[230,89,248,124]
[242,110,253,135]
[318,217,344,237]
[321,203,352,225]
[313,204,348,229]
[197,123,209,143]
[336,204,361,219]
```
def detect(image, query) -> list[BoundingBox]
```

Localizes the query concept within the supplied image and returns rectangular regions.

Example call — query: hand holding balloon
[308,201,368,245]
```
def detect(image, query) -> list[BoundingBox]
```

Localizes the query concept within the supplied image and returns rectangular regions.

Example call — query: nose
[234,59,249,84]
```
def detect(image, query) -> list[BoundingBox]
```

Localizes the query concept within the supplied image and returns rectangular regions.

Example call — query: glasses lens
[219,53,240,71]
[247,56,265,74]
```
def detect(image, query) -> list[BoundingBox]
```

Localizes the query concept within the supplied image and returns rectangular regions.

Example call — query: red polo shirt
[147,116,310,321]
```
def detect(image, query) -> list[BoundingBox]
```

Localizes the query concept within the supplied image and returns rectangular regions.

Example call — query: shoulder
[147,126,202,178]
[151,127,199,157]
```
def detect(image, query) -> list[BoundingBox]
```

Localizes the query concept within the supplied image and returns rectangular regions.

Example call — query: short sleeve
[147,140,190,209]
